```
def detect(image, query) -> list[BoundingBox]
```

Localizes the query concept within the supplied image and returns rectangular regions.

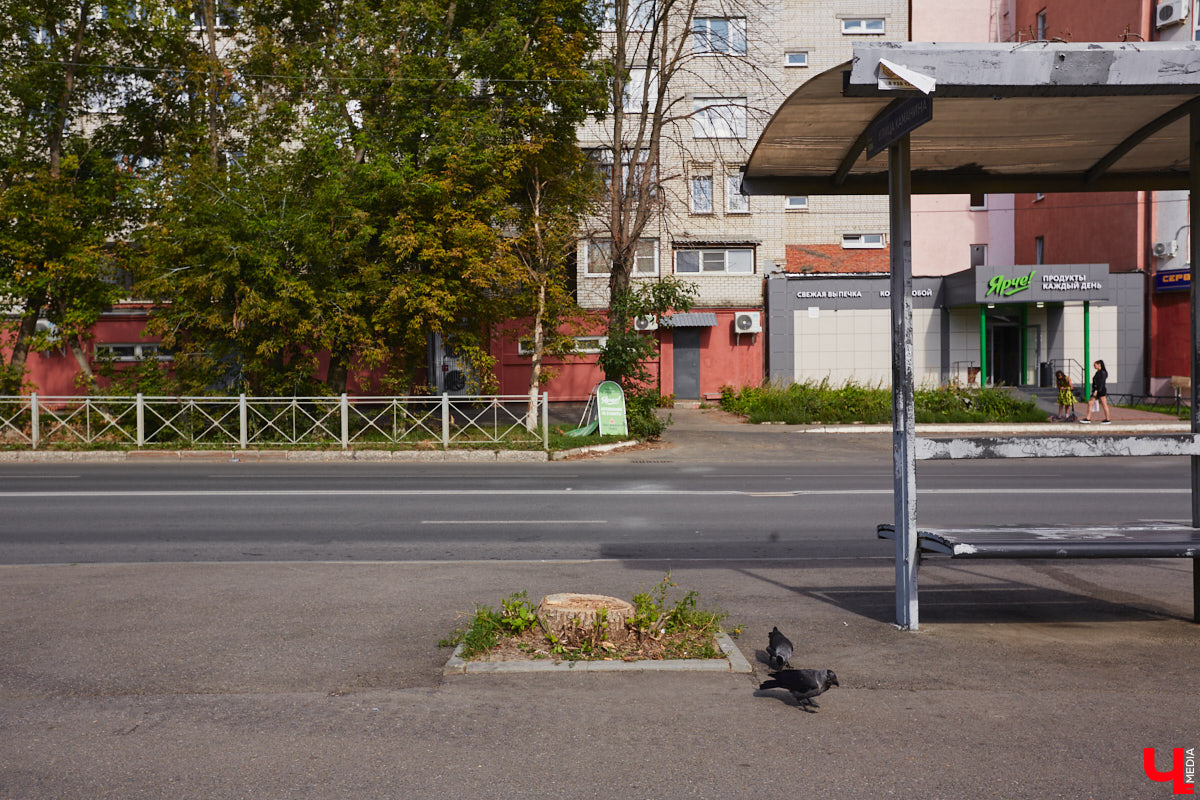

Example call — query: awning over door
[660,313,719,327]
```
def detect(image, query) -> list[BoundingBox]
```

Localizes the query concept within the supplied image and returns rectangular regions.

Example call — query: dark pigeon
[765,626,793,670]
[758,669,839,711]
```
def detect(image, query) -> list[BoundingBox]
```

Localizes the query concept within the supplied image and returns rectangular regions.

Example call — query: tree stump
[537,593,635,644]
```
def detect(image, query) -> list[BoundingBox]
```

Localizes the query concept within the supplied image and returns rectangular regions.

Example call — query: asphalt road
[0,443,1192,564]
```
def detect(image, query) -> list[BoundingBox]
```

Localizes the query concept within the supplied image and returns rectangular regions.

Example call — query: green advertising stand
[595,381,628,437]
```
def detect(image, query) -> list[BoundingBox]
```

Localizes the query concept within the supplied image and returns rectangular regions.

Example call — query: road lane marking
[0,487,1186,498]
[421,520,607,525]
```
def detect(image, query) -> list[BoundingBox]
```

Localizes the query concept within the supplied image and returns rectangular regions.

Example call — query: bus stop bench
[877,522,1200,620]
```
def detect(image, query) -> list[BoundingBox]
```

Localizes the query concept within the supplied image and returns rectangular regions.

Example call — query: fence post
[442,393,450,449]
[136,393,145,448]
[542,392,549,450]
[340,393,349,450]
[30,392,39,450]
[239,393,248,450]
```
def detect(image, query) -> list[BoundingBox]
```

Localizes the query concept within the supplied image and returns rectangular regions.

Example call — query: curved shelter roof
[742,42,1200,196]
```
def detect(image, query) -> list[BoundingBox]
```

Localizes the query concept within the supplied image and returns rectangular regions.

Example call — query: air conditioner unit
[34,319,60,345]
[1153,240,1179,258]
[633,315,658,332]
[733,311,761,334]
[1157,0,1188,28]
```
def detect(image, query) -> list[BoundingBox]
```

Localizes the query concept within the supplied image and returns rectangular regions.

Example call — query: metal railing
[0,393,550,450]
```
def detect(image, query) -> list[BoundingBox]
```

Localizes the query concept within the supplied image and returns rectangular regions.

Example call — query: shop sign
[974,264,1108,303]
[595,381,628,436]
[1155,269,1191,292]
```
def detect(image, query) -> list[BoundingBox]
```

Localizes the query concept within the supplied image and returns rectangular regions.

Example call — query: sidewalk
[1,559,1196,799]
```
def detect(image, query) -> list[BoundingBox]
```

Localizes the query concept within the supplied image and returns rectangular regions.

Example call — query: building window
[192,2,238,29]
[587,239,659,276]
[969,192,987,210]
[970,244,987,268]
[1036,10,1047,39]
[692,17,746,55]
[1035,236,1045,265]
[841,18,885,34]
[690,172,713,213]
[95,343,173,362]
[784,51,809,67]
[589,148,653,192]
[692,97,747,139]
[675,247,754,274]
[784,195,809,211]
[519,336,607,356]
[842,233,885,249]
[599,0,655,31]
[726,173,749,213]
[621,67,652,113]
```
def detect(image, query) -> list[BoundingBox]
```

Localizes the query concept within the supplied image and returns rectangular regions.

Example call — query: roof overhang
[742,42,1200,196]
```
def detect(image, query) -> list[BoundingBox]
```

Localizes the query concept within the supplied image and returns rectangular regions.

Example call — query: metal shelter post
[889,135,919,630]
[1190,109,1200,619]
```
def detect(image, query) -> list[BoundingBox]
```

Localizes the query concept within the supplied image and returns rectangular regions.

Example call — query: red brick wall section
[785,244,890,274]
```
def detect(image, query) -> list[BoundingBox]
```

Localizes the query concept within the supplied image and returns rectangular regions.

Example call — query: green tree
[0,0,191,392]
[597,275,696,393]
[140,0,604,396]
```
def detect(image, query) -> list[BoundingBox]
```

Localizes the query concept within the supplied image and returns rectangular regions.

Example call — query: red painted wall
[491,309,764,401]
[1012,192,1144,270]
[1012,0,1150,41]
[2,308,159,395]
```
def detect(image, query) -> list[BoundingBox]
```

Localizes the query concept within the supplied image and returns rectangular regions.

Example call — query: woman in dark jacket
[1081,359,1110,424]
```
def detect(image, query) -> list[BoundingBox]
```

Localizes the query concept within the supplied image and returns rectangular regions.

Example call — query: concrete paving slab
[1,559,1197,798]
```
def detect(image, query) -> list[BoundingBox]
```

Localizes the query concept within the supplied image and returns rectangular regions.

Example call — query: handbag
[1090,400,1099,413]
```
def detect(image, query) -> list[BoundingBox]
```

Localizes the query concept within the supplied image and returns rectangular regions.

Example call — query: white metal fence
[0,393,550,450]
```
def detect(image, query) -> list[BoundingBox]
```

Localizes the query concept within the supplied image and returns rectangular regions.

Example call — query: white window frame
[621,67,653,113]
[842,233,885,249]
[95,343,173,362]
[692,17,746,55]
[519,336,607,356]
[586,239,659,276]
[726,173,749,214]
[691,97,747,139]
[841,18,885,34]
[784,195,809,211]
[674,247,755,275]
[783,50,809,67]
[690,172,714,214]
[599,0,655,31]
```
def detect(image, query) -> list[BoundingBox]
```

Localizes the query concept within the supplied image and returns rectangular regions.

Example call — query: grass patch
[440,575,737,663]
[720,379,1047,424]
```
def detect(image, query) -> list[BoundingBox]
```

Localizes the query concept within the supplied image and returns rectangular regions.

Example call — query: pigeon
[765,626,793,669]
[758,669,839,711]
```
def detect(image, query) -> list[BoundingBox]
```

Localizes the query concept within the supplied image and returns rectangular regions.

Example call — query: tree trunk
[67,335,95,388]
[537,593,635,644]
[525,281,546,431]
[326,352,349,394]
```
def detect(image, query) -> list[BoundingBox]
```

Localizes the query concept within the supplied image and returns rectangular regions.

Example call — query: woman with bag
[1080,359,1110,424]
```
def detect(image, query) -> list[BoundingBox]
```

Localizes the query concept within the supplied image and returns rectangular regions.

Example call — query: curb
[549,440,640,460]
[443,632,752,675]
[792,422,1190,435]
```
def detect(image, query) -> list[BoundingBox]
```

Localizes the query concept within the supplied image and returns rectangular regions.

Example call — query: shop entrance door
[988,317,1022,387]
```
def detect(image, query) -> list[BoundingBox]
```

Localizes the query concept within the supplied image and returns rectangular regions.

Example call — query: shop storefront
[766,264,1144,395]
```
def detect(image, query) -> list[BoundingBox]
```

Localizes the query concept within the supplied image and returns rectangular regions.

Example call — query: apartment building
[491,1,908,401]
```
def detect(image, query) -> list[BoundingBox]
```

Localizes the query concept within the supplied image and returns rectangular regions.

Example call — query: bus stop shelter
[742,42,1200,630]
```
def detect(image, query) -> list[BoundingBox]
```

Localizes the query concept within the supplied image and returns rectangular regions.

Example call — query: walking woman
[1080,359,1110,424]
[1054,370,1076,421]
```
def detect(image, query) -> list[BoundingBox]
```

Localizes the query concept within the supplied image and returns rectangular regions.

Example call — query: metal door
[672,328,701,399]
